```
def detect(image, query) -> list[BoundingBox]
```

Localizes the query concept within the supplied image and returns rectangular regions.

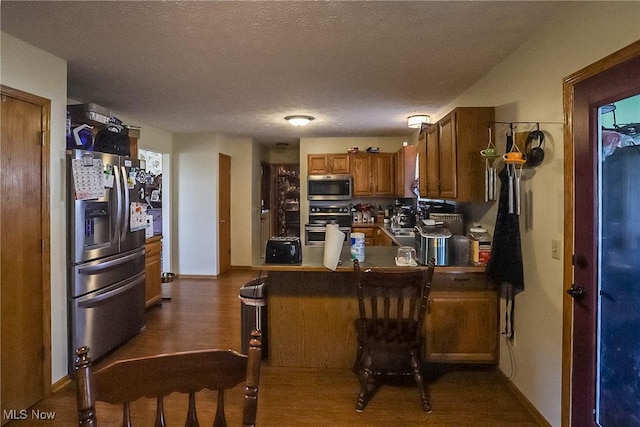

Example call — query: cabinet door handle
[453,277,471,282]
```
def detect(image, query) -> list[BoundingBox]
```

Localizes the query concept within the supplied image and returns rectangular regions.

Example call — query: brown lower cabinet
[266,266,498,369]
[354,225,375,246]
[145,236,162,308]
[424,272,499,364]
[375,227,394,246]
[352,224,395,247]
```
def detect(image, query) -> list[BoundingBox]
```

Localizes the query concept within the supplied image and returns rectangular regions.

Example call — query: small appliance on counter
[429,212,464,235]
[265,237,302,264]
[415,220,452,266]
[392,205,416,229]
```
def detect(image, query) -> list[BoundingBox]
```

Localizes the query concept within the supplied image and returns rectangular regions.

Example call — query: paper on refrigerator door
[323,224,345,271]
[130,202,148,231]
[71,158,105,200]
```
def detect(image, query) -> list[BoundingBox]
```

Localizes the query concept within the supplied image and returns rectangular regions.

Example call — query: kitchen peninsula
[254,246,499,369]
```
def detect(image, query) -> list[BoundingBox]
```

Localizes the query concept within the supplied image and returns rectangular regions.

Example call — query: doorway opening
[138,148,172,293]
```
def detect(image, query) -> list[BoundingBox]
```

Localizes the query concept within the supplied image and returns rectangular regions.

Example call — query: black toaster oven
[265,237,302,264]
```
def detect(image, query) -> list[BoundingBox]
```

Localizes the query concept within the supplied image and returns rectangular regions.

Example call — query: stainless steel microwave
[307,174,353,201]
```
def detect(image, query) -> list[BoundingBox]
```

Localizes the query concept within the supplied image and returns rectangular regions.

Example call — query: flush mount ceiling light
[285,115,315,126]
[407,115,430,128]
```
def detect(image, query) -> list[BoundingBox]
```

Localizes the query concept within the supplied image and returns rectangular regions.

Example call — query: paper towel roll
[323,224,346,271]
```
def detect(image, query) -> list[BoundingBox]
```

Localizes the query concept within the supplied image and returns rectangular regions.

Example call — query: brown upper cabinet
[307,153,350,175]
[350,152,395,197]
[129,137,138,158]
[419,107,494,201]
[394,145,418,198]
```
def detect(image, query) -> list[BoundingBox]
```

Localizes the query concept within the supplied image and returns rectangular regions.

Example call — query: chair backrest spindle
[154,396,166,427]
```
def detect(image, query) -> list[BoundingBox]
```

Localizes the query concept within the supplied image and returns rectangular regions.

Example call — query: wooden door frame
[218,154,231,274]
[561,41,640,426]
[0,85,52,399]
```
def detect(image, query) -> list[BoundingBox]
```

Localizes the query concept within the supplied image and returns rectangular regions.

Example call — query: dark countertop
[254,245,485,273]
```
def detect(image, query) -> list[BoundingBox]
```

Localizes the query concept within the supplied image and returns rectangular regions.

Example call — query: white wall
[172,133,257,275]
[1,32,69,383]
[268,144,299,164]
[439,3,640,425]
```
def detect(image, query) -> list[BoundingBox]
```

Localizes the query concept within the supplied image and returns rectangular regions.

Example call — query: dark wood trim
[561,40,640,427]
[0,84,52,397]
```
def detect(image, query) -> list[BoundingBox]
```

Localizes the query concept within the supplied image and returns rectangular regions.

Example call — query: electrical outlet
[551,239,561,260]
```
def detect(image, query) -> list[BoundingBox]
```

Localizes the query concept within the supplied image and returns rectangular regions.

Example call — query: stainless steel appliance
[67,149,147,373]
[265,237,302,264]
[429,212,464,235]
[415,223,452,266]
[305,224,351,246]
[305,203,351,246]
[392,205,416,228]
[307,174,353,201]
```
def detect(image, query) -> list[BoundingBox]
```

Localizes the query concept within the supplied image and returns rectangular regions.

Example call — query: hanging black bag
[94,128,130,156]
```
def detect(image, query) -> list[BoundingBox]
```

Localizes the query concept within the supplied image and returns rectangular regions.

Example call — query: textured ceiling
[1,1,564,144]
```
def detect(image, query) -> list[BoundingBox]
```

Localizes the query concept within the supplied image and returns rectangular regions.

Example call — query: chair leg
[356,349,374,412]
[352,344,364,375]
[410,350,431,413]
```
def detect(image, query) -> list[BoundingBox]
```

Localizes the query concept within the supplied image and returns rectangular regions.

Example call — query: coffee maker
[393,206,416,228]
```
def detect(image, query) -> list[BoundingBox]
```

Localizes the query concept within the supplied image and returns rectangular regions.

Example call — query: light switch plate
[551,239,561,260]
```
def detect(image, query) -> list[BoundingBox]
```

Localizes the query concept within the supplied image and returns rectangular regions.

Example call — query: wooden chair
[352,259,435,412]
[74,330,262,427]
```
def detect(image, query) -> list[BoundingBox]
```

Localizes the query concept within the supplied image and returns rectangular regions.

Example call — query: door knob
[220,219,226,224]
[566,286,585,299]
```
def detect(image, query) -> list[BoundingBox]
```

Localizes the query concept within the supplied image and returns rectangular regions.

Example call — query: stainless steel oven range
[305,203,351,246]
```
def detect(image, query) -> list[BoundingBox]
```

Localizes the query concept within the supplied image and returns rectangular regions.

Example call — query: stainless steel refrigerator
[67,149,147,373]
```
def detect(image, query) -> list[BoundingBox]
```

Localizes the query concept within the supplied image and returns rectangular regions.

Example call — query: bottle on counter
[351,232,365,262]
[468,226,492,266]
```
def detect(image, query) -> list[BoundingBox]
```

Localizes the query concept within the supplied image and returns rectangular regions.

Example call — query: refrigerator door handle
[114,162,124,242]
[77,276,143,309]
[121,165,131,241]
[77,250,144,275]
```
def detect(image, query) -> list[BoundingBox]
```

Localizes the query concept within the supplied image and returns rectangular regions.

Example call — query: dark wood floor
[8,270,544,426]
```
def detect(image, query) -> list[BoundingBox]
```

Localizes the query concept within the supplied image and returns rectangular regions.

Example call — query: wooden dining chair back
[75,330,262,427]
[352,259,435,412]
